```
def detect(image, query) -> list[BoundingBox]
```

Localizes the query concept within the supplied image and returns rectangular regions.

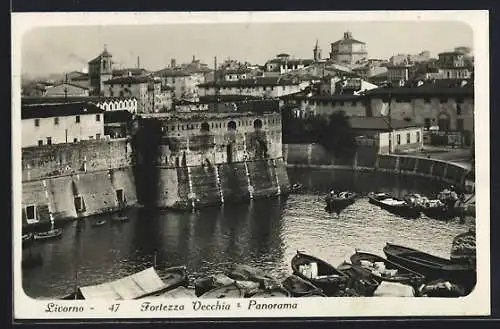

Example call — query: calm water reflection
[22,169,473,299]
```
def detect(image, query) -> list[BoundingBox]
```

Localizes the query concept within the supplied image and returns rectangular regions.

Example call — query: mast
[388,91,392,154]
[64,73,68,102]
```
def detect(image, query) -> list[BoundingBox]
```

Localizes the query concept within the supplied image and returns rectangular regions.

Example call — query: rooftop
[103,76,157,85]
[154,68,192,77]
[22,102,104,119]
[22,96,137,105]
[363,85,474,97]
[349,117,423,131]
[198,77,301,88]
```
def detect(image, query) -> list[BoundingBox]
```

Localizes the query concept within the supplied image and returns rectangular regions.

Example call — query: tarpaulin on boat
[78,267,166,300]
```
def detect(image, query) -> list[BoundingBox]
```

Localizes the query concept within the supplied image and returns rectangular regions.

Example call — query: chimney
[137,56,140,69]
[171,58,176,68]
[192,55,196,62]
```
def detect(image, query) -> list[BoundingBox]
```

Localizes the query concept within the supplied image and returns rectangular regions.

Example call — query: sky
[20,21,473,78]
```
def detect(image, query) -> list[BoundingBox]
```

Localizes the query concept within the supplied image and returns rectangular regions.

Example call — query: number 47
[109,304,120,312]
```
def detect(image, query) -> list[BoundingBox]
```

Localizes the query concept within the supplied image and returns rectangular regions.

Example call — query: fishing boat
[350,250,425,287]
[199,282,245,299]
[281,275,323,297]
[325,191,357,214]
[33,228,63,241]
[421,202,458,221]
[91,219,107,227]
[113,213,129,222]
[62,266,188,300]
[383,243,476,292]
[337,262,380,297]
[251,287,291,298]
[291,251,349,296]
[367,192,421,219]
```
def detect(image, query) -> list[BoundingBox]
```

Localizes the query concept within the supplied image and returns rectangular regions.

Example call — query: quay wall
[21,139,138,229]
[283,143,473,190]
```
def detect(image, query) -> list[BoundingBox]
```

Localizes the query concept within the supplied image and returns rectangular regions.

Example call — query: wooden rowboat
[281,275,323,297]
[325,191,357,214]
[251,287,291,298]
[291,251,349,296]
[199,283,245,299]
[368,192,421,219]
[350,250,425,287]
[336,261,380,297]
[91,219,107,227]
[383,242,476,293]
[33,228,63,241]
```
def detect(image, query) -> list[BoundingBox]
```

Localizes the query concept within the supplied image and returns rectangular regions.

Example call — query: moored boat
[199,282,245,299]
[337,261,380,297]
[91,219,107,227]
[368,192,421,219]
[33,228,63,241]
[113,214,129,222]
[325,191,357,214]
[152,286,197,299]
[281,275,323,297]
[291,251,349,296]
[350,250,425,288]
[383,242,476,293]
[62,266,188,300]
[251,287,291,298]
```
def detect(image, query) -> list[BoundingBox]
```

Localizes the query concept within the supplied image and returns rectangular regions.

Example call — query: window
[54,117,59,125]
[96,133,101,140]
[74,195,86,212]
[456,119,464,131]
[116,189,124,205]
[457,104,462,115]
[38,140,43,146]
[351,101,357,106]
[25,205,36,223]
[416,131,421,143]
[406,133,411,144]
[424,98,431,104]
[397,134,401,145]
[73,138,78,143]
[34,119,40,127]
[76,115,80,123]
[424,118,431,130]
[46,137,52,145]
[96,114,101,122]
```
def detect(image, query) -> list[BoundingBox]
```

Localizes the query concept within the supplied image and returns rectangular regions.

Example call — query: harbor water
[22,169,474,299]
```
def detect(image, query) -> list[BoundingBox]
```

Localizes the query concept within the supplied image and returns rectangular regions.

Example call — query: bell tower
[313,39,322,61]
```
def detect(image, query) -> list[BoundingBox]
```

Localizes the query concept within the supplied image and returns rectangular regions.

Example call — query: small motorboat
[91,219,107,227]
[350,250,425,288]
[157,266,190,292]
[199,283,245,299]
[418,279,468,297]
[289,183,304,194]
[22,233,34,248]
[33,228,63,241]
[291,251,349,296]
[251,287,291,298]
[281,275,323,297]
[325,191,357,214]
[368,192,421,219]
[337,261,380,297]
[383,243,476,293]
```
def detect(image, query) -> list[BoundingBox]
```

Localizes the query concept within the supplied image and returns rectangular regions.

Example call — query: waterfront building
[112,68,149,78]
[389,51,431,66]
[174,95,279,114]
[437,50,473,79]
[103,75,163,113]
[349,117,424,154]
[198,77,309,99]
[21,102,105,147]
[223,67,253,81]
[265,53,315,74]
[386,64,415,85]
[104,110,133,139]
[329,31,368,65]
[154,68,204,102]
[22,96,138,113]
[88,46,113,96]
[43,82,90,97]
[281,94,367,118]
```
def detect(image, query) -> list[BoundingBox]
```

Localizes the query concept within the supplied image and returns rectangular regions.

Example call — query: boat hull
[325,195,356,214]
[291,252,349,296]
[421,206,458,221]
[368,194,421,219]
[199,283,244,299]
[282,275,323,297]
[383,243,476,294]
[33,229,63,241]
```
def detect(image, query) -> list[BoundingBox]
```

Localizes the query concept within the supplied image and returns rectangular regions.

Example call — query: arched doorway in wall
[253,118,263,130]
[201,122,210,132]
[227,120,237,131]
[438,112,451,132]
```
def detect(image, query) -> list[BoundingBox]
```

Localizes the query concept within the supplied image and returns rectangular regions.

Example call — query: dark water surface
[22,169,473,299]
